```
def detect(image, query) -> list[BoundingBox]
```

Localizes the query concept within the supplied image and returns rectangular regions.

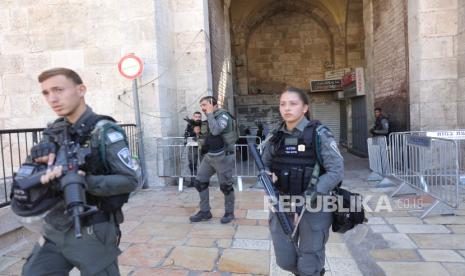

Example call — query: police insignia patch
[219,119,228,128]
[330,141,343,158]
[107,132,124,143]
[117,148,135,170]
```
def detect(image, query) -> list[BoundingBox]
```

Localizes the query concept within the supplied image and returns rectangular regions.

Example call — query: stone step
[0,207,36,257]
[0,207,23,255]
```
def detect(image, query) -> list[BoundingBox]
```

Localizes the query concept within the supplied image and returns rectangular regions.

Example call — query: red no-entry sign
[118,54,144,80]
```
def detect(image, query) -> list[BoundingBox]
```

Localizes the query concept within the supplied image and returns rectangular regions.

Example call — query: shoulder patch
[329,141,343,158]
[323,129,334,139]
[219,119,228,128]
[117,148,136,170]
[107,131,124,143]
[222,114,229,120]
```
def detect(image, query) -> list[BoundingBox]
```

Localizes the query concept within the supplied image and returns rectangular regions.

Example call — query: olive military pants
[195,152,235,213]
[269,210,332,276]
[22,221,121,276]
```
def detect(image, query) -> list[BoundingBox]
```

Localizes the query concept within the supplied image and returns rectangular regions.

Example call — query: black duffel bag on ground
[331,185,367,233]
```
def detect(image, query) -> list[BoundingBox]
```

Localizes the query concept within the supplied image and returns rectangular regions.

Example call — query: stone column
[408,0,458,130]
[174,0,213,134]
[363,0,375,137]
[458,0,465,127]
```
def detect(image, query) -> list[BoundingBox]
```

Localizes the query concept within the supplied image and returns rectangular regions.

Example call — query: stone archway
[345,0,364,67]
[231,0,345,96]
[246,10,333,94]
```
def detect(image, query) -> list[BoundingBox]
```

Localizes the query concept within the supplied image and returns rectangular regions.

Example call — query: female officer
[261,87,344,276]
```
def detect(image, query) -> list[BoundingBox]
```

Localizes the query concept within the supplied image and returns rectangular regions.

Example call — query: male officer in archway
[189,96,238,224]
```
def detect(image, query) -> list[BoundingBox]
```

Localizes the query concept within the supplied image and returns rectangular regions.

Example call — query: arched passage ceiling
[230,0,348,32]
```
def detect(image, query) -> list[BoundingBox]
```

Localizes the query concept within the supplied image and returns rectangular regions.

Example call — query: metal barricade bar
[388,132,459,218]
[367,136,390,181]
[156,136,262,192]
[235,136,262,192]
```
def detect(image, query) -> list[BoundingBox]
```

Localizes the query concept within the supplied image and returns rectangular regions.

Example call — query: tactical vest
[215,109,238,146]
[202,109,238,154]
[270,121,322,195]
[374,115,389,135]
[56,114,130,214]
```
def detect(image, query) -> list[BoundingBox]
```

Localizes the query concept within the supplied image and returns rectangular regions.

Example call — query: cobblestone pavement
[2,151,465,275]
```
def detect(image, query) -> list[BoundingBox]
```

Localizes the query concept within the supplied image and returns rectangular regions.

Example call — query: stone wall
[172,0,213,135]
[363,0,376,139]
[346,0,365,68]
[458,0,465,127]
[246,11,332,94]
[208,0,234,111]
[371,0,409,132]
[0,0,158,129]
[231,0,346,96]
[409,0,459,130]
[0,0,214,186]
[208,0,225,102]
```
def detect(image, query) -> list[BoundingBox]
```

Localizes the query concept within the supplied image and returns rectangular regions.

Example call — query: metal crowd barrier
[389,131,460,218]
[367,136,390,181]
[156,136,262,192]
[1,124,139,208]
[235,136,262,191]
[0,128,43,208]
[155,137,200,191]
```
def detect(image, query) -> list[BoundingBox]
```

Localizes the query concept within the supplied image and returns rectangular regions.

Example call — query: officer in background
[369,107,389,137]
[183,111,202,187]
[20,68,138,276]
[189,96,238,224]
[261,87,343,276]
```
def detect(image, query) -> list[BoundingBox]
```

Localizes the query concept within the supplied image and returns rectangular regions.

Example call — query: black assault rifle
[15,121,98,238]
[247,140,300,249]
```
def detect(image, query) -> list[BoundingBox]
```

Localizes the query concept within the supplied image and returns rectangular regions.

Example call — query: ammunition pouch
[274,166,314,195]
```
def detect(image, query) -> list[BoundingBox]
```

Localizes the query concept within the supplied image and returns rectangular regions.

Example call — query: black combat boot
[220,212,235,224]
[189,210,212,222]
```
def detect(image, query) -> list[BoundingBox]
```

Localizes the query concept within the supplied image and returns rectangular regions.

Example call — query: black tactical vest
[270,121,321,195]
[374,115,387,131]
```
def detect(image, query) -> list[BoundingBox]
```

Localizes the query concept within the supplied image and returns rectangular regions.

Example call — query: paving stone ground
[1,151,465,275]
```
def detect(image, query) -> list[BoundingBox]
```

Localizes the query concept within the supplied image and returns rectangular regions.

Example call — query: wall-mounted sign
[427,131,465,140]
[342,72,356,86]
[325,68,351,80]
[310,79,342,92]
[118,54,144,80]
[343,67,365,97]
[355,67,365,95]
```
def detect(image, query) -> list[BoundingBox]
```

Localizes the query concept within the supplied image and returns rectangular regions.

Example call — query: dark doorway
[351,96,368,156]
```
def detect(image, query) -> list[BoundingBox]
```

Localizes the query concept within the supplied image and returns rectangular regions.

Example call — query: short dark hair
[199,96,217,106]
[193,111,202,115]
[38,68,83,85]
[374,107,382,112]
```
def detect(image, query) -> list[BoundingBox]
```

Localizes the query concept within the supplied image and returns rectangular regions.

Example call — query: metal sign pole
[132,79,148,188]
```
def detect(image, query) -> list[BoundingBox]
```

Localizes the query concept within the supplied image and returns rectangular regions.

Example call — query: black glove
[31,142,57,160]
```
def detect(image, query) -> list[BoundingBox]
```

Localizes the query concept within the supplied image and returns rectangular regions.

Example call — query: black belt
[82,211,111,227]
